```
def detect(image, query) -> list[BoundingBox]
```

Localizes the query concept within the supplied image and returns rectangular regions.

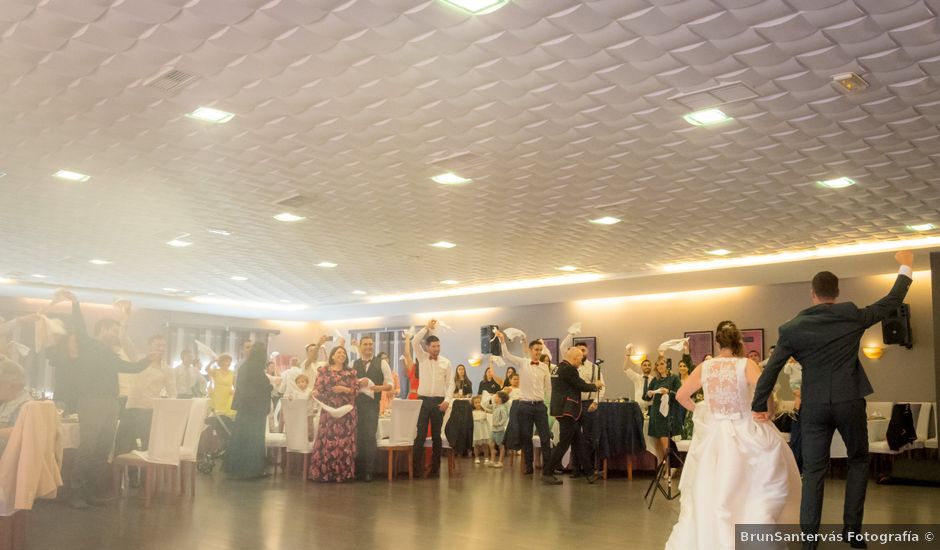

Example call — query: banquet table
[594,401,647,479]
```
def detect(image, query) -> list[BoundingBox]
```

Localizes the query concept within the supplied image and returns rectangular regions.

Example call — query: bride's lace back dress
[664,357,801,550]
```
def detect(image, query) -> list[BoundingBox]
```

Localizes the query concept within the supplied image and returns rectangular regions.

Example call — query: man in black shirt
[60,291,152,508]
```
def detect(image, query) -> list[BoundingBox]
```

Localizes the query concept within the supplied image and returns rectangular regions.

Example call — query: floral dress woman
[308,365,358,482]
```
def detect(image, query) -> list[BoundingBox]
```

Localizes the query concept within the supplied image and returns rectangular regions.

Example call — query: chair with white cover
[178,399,209,498]
[866,401,894,420]
[0,401,62,550]
[281,398,315,482]
[869,403,915,477]
[911,402,933,452]
[380,399,421,481]
[112,399,192,506]
[264,400,287,475]
[924,403,937,456]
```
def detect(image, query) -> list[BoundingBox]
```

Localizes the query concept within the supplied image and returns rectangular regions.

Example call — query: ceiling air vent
[670,82,758,111]
[145,69,197,93]
[275,194,315,208]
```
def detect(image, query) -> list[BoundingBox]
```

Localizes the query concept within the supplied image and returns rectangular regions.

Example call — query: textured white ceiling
[1,0,940,318]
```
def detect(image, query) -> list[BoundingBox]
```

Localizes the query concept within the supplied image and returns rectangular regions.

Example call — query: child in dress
[290,374,317,440]
[485,391,510,468]
[471,395,494,465]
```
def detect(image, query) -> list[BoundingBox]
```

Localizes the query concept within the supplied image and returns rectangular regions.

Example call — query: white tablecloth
[377,417,391,441]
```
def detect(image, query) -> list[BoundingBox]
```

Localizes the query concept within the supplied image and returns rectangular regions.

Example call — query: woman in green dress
[223,342,272,479]
[645,356,682,461]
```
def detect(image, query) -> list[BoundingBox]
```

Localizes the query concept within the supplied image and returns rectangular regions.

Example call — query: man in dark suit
[542,346,604,486]
[752,251,914,549]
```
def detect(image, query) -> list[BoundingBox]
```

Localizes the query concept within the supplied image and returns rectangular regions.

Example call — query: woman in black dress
[477,364,502,395]
[644,356,681,465]
[500,366,517,389]
[452,364,473,398]
[223,342,273,479]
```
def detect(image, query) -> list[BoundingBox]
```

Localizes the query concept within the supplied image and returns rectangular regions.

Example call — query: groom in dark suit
[752,251,914,549]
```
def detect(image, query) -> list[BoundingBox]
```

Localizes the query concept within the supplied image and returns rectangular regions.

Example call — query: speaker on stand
[481,325,501,356]
[882,303,913,349]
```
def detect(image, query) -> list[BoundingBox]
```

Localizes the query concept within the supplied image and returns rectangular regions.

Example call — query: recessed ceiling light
[431,172,472,185]
[707,249,731,256]
[53,170,91,182]
[441,280,460,285]
[230,276,248,281]
[439,0,508,14]
[832,72,869,93]
[163,287,180,292]
[0,172,7,178]
[352,290,367,295]
[0,278,15,285]
[683,108,732,127]
[817,177,855,189]
[207,228,231,236]
[431,241,457,248]
[186,106,234,124]
[89,259,111,265]
[273,212,306,222]
[166,239,193,248]
[31,274,47,278]
[908,223,936,232]
[556,265,578,272]
[589,216,621,225]
[317,261,338,268]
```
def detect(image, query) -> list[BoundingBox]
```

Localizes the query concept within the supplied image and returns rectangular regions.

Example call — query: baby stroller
[197,413,234,474]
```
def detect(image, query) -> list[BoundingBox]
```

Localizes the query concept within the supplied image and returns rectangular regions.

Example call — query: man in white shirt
[623,356,653,412]
[411,320,455,477]
[496,330,552,476]
[353,335,394,482]
[175,350,206,399]
[115,335,177,456]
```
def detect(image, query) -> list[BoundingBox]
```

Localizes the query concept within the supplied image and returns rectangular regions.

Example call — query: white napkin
[402,326,415,339]
[437,320,455,333]
[35,315,67,351]
[625,343,635,355]
[491,356,506,368]
[502,328,526,342]
[659,391,670,417]
[314,400,354,418]
[567,322,582,336]
[658,338,689,353]
[481,390,494,407]
[333,329,344,341]
[358,378,375,398]
[194,339,219,361]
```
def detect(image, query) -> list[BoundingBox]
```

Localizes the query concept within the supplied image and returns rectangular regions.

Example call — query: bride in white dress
[665,321,801,550]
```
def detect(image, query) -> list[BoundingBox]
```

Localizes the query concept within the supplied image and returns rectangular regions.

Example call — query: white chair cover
[179,399,209,462]
[0,402,62,515]
[866,401,894,419]
[381,399,422,446]
[282,398,314,453]
[129,399,191,466]
[913,402,932,448]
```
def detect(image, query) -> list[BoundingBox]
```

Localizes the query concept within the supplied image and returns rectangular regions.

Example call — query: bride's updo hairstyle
[715,320,745,357]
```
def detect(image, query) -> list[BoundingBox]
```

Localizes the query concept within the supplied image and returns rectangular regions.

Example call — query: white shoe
[484,459,492,465]
[474,458,481,464]
[494,462,504,468]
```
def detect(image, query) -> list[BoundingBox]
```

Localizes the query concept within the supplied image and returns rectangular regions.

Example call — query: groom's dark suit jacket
[752,274,912,411]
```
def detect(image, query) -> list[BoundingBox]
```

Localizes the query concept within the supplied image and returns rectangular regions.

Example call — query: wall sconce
[468,355,482,367]
[630,353,647,365]
[862,347,884,360]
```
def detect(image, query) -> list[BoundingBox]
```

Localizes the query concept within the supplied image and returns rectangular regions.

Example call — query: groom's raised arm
[751,335,792,413]
[858,250,914,328]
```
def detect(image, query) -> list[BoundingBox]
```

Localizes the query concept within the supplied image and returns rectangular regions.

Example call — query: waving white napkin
[358,378,376,398]
[314,399,354,418]
[659,391,670,417]
[502,328,526,342]
[625,343,635,355]
[567,322,582,336]
[437,320,455,333]
[35,315,67,351]
[194,339,219,361]
[658,338,689,353]
[481,390,494,408]
[402,326,415,339]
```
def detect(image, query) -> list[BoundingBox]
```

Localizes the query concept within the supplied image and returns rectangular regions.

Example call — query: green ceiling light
[440,0,509,15]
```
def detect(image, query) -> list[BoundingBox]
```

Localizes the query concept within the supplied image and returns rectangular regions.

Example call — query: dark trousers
[355,399,380,478]
[800,398,868,538]
[412,396,445,475]
[74,397,119,497]
[571,401,598,472]
[516,401,552,471]
[114,408,153,456]
[790,410,803,473]
[545,416,592,474]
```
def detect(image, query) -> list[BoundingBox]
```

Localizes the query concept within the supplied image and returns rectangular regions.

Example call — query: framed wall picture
[540,338,559,364]
[683,331,714,365]
[572,336,597,364]
[741,328,765,361]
